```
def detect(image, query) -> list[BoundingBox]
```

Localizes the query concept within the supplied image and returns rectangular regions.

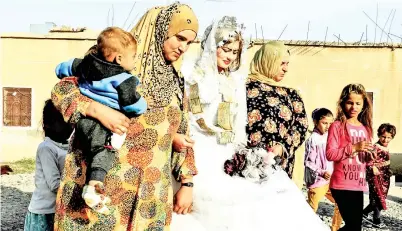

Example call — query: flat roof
[1,32,401,48]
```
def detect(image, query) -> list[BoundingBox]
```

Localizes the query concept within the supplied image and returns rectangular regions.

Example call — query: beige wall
[1,36,96,161]
[277,45,402,151]
[1,35,401,162]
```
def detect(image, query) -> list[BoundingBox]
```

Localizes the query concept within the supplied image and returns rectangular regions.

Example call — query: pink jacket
[304,129,333,189]
[326,121,369,191]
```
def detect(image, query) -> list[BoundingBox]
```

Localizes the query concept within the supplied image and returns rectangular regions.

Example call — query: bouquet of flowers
[223,144,278,183]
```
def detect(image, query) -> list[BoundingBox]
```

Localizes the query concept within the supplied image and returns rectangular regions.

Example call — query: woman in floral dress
[52,3,199,230]
[246,41,308,178]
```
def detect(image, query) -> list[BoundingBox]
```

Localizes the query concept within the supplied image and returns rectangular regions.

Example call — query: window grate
[2,87,32,127]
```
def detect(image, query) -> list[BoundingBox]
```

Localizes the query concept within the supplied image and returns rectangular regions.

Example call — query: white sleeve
[187,68,219,104]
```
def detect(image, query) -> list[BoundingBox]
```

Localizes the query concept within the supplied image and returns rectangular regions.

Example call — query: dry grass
[391,154,402,176]
[5,158,36,174]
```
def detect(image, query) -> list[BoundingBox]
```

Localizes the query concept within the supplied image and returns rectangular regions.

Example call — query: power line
[374,3,378,43]
[363,11,393,43]
[277,24,288,40]
[112,4,115,26]
[122,1,137,29]
[126,12,141,31]
[107,8,110,27]
[379,9,394,43]
[387,9,396,43]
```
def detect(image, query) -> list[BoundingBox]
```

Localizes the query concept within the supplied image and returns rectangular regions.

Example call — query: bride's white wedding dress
[171,17,330,231]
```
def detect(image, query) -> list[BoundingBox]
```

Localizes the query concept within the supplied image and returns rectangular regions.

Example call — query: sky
[1,0,402,43]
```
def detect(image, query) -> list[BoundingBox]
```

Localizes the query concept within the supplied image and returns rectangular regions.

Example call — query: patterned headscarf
[130,3,198,108]
[248,41,290,87]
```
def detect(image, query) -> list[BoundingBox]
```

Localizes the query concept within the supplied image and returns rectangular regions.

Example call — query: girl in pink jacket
[305,108,343,231]
[326,84,375,231]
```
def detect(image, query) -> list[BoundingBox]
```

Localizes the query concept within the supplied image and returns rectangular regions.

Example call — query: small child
[304,108,343,231]
[326,83,375,231]
[55,27,147,214]
[24,99,73,231]
[363,123,396,229]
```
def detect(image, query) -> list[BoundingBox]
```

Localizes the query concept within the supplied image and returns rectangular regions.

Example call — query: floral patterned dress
[366,143,392,210]
[52,78,196,231]
[246,79,308,177]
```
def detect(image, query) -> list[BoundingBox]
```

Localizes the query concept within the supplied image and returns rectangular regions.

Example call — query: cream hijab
[248,41,290,87]
[130,3,198,108]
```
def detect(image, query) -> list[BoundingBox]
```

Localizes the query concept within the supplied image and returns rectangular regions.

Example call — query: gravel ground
[1,173,401,231]
[313,187,402,231]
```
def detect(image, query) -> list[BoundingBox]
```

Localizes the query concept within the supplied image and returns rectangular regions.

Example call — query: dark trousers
[363,203,381,223]
[331,189,363,231]
[76,117,115,183]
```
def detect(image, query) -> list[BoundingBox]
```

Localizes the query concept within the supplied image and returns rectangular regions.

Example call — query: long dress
[171,79,329,231]
[53,4,199,230]
[366,143,392,210]
[52,78,195,231]
[246,79,309,177]
[171,17,329,231]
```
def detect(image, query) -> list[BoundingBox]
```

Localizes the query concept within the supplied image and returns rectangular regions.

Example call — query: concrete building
[1,32,401,175]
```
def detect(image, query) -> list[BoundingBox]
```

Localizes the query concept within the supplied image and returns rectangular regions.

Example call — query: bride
[171,16,330,231]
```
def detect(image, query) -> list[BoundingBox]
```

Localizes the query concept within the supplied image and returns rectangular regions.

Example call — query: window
[2,87,32,127]
[367,91,374,116]
[367,92,373,106]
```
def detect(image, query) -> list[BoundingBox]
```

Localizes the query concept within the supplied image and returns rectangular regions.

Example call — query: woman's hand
[86,101,130,135]
[173,185,193,215]
[172,133,195,152]
[271,144,283,157]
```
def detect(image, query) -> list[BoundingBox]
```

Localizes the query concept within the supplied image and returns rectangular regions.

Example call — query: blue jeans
[24,211,54,231]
